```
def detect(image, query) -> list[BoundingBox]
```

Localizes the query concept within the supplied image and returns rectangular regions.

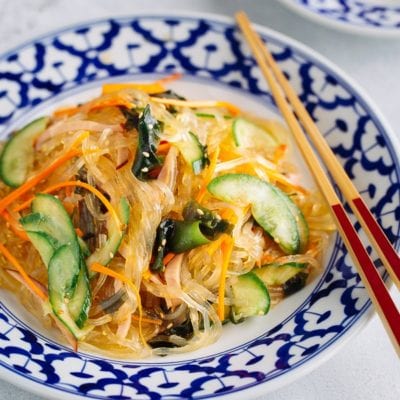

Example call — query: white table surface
[0,0,399,399]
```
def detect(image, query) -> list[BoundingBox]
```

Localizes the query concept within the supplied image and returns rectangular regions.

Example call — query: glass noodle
[0,80,334,358]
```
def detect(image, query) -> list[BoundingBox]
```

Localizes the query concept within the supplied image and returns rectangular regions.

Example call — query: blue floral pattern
[288,0,400,31]
[0,15,399,399]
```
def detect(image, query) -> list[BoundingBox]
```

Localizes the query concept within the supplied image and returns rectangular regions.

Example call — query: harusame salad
[0,75,334,357]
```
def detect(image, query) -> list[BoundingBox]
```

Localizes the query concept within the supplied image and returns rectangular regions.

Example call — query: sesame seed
[161,239,167,246]
[158,246,162,252]
[275,238,280,244]
[142,151,150,157]
[196,208,204,216]
[148,124,154,129]
[141,167,149,172]
[109,252,114,259]
[215,214,222,221]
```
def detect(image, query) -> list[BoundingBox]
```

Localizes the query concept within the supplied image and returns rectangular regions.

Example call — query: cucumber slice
[68,264,91,328]
[254,262,307,286]
[232,117,278,150]
[30,194,78,245]
[0,117,49,187]
[25,226,91,328]
[175,132,208,175]
[86,197,130,268]
[279,195,309,252]
[48,244,81,300]
[25,230,59,267]
[231,272,270,323]
[21,194,91,332]
[207,173,305,254]
[21,194,81,296]
[48,244,87,338]
[254,262,308,296]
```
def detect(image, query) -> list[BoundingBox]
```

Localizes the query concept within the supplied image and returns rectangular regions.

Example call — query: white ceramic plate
[0,12,399,400]
[279,0,400,37]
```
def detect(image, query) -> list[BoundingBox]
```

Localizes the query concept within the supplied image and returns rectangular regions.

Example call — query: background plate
[0,12,399,400]
[279,0,400,37]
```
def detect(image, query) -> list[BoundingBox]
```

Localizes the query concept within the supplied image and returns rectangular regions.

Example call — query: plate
[279,0,400,37]
[0,12,399,400]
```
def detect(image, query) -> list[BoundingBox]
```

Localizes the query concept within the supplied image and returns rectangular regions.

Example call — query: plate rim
[278,0,400,37]
[0,11,399,400]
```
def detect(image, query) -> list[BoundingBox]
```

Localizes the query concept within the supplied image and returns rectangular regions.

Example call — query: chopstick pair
[235,11,400,356]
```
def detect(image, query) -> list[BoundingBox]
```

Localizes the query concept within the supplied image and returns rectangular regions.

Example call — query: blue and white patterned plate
[279,0,400,36]
[0,13,399,400]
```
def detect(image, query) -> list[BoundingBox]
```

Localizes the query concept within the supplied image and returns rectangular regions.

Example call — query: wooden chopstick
[238,13,400,291]
[236,12,400,287]
[235,10,400,356]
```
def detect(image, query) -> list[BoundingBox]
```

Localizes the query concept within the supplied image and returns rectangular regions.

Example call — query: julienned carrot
[0,149,80,214]
[273,144,287,164]
[216,101,241,116]
[1,211,29,241]
[13,181,121,230]
[217,236,234,321]
[102,72,182,95]
[220,208,238,224]
[102,82,166,95]
[0,243,47,301]
[62,201,75,215]
[75,228,84,238]
[89,97,134,112]
[53,105,80,118]
[157,142,171,154]
[205,235,224,257]
[163,252,176,266]
[150,97,241,116]
[90,262,146,346]
[156,72,182,85]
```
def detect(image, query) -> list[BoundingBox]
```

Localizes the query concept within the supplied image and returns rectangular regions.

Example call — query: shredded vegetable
[0,78,334,357]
